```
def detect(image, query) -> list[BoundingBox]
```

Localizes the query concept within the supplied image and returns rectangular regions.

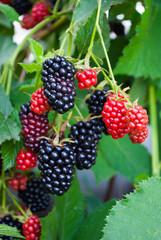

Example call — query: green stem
[6,69,12,95]
[67,20,73,56]
[87,0,102,57]
[97,24,116,90]
[149,84,160,177]
[53,0,61,15]
[74,103,84,119]
[59,34,69,56]
[2,170,6,212]
[6,188,27,218]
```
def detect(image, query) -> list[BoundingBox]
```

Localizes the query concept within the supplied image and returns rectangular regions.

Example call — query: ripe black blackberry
[41,56,76,114]
[38,140,75,195]
[19,102,50,153]
[18,177,50,213]
[11,0,32,15]
[86,88,109,135]
[0,215,22,240]
[69,119,103,170]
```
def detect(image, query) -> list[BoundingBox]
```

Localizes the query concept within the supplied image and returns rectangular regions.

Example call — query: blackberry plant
[1,0,160,239]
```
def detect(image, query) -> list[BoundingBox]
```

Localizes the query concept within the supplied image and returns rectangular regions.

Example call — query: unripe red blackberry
[32,1,51,24]
[76,69,97,89]
[86,88,109,135]
[102,92,130,139]
[23,215,41,240]
[31,88,52,115]
[0,215,22,240]
[21,14,37,30]
[38,140,76,195]
[19,102,50,153]
[69,119,103,170]
[11,0,32,15]
[7,172,28,190]
[16,149,37,171]
[41,56,76,114]
[18,177,50,213]
[126,105,149,144]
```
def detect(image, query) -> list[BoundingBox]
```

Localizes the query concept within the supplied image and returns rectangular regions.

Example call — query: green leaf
[0,113,21,144]
[101,177,161,240]
[19,63,40,73]
[1,139,23,171]
[130,78,149,107]
[0,224,24,238]
[85,195,102,214]
[75,200,116,240]
[0,33,16,66]
[28,39,44,63]
[0,84,12,116]
[40,207,57,240]
[73,0,122,25]
[0,3,19,22]
[114,0,161,80]
[55,174,85,240]
[98,135,151,182]
[75,9,96,54]
[92,145,116,185]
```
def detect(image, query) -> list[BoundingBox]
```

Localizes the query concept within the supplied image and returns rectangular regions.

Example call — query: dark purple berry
[41,56,76,114]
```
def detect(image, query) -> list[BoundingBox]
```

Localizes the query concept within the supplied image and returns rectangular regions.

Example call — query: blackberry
[38,140,75,195]
[41,56,76,114]
[19,102,50,152]
[18,178,50,213]
[68,119,103,170]
[0,215,22,240]
[86,88,109,135]
[11,0,32,15]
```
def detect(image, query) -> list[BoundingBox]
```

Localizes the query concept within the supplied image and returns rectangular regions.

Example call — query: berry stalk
[149,84,160,176]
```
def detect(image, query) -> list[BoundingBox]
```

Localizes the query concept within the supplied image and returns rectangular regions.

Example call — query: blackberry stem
[149,84,160,177]
[85,0,102,66]
[97,24,117,93]
[6,188,27,219]
[74,103,84,119]
[2,170,6,212]
[53,0,61,15]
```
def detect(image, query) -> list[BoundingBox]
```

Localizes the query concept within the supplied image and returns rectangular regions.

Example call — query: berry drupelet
[69,119,103,170]
[16,149,37,171]
[11,0,32,15]
[7,172,28,190]
[102,92,130,139]
[31,88,52,115]
[38,140,76,195]
[86,88,109,135]
[23,215,41,240]
[19,102,50,153]
[41,56,76,114]
[18,178,50,213]
[0,215,22,240]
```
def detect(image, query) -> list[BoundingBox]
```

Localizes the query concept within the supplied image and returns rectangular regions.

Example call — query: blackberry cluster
[69,119,103,170]
[38,141,75,195]
[18,178,50,213]
[41,56,76,114]
[19,102,50,152]
[86,88,109,135]
[11,0,32,15]
[0,215,22,240]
